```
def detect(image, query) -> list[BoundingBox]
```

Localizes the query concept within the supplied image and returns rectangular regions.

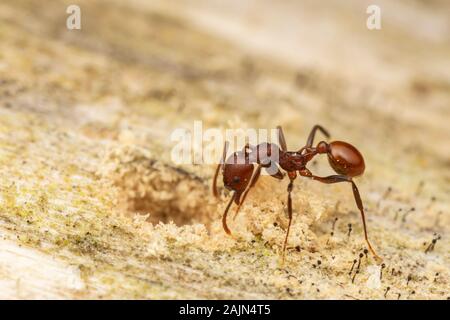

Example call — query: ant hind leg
[306,125,330,148]
[299,170,382,261]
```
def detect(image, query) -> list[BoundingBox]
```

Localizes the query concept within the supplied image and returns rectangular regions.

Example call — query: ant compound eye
[233,176,241,184]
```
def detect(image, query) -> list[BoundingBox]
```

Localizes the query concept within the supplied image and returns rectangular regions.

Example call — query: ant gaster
[212,125,382,262]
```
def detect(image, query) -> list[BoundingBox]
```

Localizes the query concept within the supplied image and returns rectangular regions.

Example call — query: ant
[212,125,381,262]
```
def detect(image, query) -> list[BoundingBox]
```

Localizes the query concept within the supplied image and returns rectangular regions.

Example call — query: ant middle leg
[281,171,297,264]
[299,169,381,261]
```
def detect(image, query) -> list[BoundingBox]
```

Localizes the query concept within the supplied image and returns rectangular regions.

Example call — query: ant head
[223,153,255,202]
[318,141,365,177]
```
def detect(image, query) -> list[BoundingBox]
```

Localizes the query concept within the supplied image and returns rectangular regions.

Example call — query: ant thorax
[246,143,280,166]
[278,150,309,172]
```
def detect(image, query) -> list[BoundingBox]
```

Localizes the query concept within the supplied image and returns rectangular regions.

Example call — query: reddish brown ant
[212,125,381,262]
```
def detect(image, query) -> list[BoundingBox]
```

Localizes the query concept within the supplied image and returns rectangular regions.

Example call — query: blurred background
[2,0,449,190]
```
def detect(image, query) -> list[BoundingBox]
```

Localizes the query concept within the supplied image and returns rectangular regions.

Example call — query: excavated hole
[99,146,218,227]
[125,165,216,226]
[125,163,215,227]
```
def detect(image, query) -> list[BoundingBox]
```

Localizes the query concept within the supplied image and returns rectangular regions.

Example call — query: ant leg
[212,141,229,197]
[231,142,257,219]
[306,125,330,148]
[282,172,296,264]
[234,163,285,220]
[233,165,262,220]
[233,141,283,220]
[222,192,237,235]
[277,125,288,151]
[299,169,381,261]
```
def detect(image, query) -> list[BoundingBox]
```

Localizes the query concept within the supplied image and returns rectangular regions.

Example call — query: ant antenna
[222,192,236,235]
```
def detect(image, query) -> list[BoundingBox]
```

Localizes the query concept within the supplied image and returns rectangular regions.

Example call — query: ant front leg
[233,141,284,220]
[233,164,262,220]
[233,163,284,221]
[299,168,381,261]
[232,143,259,219]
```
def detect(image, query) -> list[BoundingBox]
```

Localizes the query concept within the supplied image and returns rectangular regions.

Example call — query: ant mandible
[212,125,382,262]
